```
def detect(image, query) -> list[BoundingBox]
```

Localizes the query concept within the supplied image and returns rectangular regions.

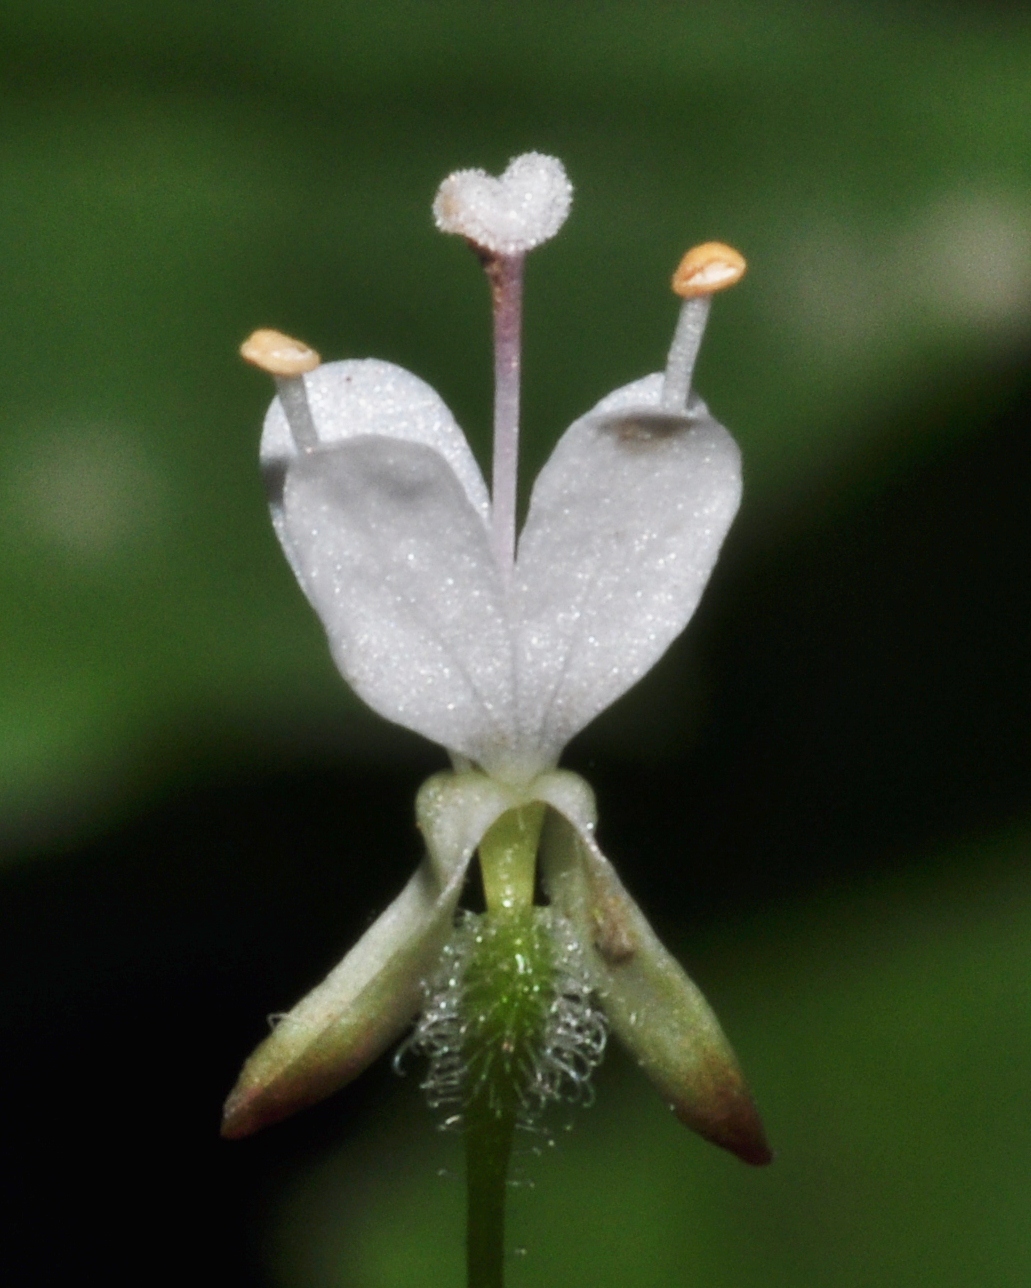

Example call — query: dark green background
[2,3,1030,1285]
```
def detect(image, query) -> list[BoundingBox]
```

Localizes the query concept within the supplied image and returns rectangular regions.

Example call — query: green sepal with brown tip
[222,771,521,1140]
[221,859,458,1138]
[539,808,772,1166]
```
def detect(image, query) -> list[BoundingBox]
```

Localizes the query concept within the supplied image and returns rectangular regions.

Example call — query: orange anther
[240,329,321,376]
[671,243,746,299]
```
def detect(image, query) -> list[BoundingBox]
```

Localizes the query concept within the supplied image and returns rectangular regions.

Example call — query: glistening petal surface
[282,437,515,763]
[513,374,742,764]
[262,359,491,573]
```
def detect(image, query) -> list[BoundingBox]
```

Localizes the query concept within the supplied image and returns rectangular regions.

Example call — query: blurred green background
[2,2,1030,1285]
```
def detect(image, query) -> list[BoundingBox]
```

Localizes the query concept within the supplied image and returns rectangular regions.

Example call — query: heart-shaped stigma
[433,153,572,256]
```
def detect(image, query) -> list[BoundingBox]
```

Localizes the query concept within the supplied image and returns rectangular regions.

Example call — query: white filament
[661,296,711,412]
[274,375,320,451]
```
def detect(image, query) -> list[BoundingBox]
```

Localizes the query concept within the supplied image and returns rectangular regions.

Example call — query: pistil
[432,153,573,580]
[483,253,525,577]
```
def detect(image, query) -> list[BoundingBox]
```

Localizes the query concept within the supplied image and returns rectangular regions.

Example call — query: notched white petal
[538,806,772,1166]
[433,153,572,255]
[261,359,491,545]
[282,437,516,764]
[514,375,742,765]
[222,858,464,1138]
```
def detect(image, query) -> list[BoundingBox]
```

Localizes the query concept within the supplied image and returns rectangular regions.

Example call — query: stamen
[661,295,711,413]
[672,242,747,299]
[661,243,746,413]
[240,328,321,452]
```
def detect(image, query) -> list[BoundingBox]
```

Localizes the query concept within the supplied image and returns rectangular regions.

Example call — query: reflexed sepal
[539,807,772,1166]
[221,861,460,1138]
[221,770,522,1139]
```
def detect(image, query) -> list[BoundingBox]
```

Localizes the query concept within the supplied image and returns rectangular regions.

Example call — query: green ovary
[461,909,557,1123]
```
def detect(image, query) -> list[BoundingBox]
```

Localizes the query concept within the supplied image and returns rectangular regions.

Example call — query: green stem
[464,1068,519,1288]
[462,807,549,1288]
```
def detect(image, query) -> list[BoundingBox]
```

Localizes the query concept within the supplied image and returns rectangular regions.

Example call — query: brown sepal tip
[240,328,320,376]
[220,1085,284,1141]
[672,242,747,299]
[672,1062,773,1167]
[683,1104,775,1167]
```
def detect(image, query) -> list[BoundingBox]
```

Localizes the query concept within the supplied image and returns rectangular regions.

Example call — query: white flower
[224,158,770,1166]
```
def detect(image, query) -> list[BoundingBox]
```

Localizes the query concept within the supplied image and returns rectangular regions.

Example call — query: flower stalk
[465,1083,512,1288]
[461,907,550,1288]
[464,807,545,1286]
